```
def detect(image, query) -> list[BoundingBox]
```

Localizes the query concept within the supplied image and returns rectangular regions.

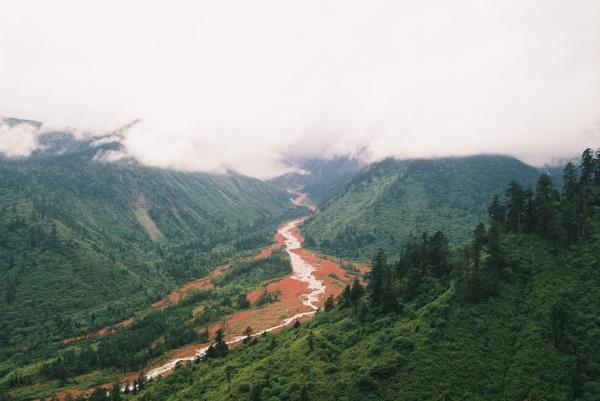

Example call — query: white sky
[1,0,599,177]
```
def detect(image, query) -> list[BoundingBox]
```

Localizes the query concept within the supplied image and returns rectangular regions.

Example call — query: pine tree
[534,174,558,238]
[563,162,579,201]
[225,365,234,385]
[488,194,505,226]
[206,328,229,358]
[579,148,594,186]
[110,382,121,401]
[236,293,250,309]
[323,295,336,312]
[524,189,535,232]
[505,181,526,232]
[486,222,504,272]
[307,331,315,352]
[368,249,386,307]
[243,326,253,344]
[429,231,449,276]
[338,284,352,309]
[243,326,254,344]
[473,223,486,268]
[214,328,229,356]
[349,278,365,309]
[594,148,600,186]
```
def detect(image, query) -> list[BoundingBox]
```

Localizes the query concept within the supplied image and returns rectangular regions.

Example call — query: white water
[145,218,324,380]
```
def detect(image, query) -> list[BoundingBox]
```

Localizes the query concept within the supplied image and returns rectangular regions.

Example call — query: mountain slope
[132,234,600,401]
[0,127,298,363]
[129,156,600,401]
[302,155,541,259]
[270,156,362,205]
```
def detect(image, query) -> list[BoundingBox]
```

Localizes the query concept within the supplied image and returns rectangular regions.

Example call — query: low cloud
[1,1,599,177]
[0,120,40,157]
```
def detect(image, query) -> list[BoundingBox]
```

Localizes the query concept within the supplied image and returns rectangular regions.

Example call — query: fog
[1,0,599,177]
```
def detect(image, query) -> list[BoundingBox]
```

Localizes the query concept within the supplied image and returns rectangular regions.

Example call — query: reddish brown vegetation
[53,194,367,400]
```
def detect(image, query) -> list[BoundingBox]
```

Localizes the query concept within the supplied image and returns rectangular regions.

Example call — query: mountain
[301,155,542,259]
[127,155,600,401]
[270,156,362,205]
[0,125,298,364]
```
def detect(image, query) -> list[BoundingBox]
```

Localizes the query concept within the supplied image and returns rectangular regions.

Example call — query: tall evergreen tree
[534,174,558,238]
[110,383,121,401]
[562,162,579,201]
[488,194,505,227]
[338,284,352,309]
[368,249,386,307]
[580,148,594,186]
[594,148,600,186]
[349,278,365,309]
[505,180,526,232]
[429,231,449,276]
[473,223,486,268]
[486,222,504,272]
[524,189,535,232]
[323,295,336,312]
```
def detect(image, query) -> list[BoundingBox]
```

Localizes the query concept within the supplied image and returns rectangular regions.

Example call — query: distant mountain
[302,155,542,259]
[270,156,362,205]
[1,117,42,128]
[0,126,298,357]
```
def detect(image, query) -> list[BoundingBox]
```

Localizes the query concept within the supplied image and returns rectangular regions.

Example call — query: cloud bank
[0,120,40,157]
[1,0,599,177]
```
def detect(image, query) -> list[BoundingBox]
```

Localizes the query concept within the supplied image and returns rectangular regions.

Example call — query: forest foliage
[122,149,600,401]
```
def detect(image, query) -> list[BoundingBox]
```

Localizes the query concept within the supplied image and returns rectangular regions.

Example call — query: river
[146,217,324,380]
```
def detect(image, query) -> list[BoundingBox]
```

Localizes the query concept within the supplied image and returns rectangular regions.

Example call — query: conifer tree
[505,180,526,232]
[486,222,504,272]
[594,148,600,186]
[473,223,486,268]
[307,331,315,352]
[368,249,386,307]
[488,194,506,226]
[429,231,449,276]
[534,174,558,238]
[579,148,594,186]
[323,295,336,312]
[349,278,365,308]
[563,162,579,201]
[110,383,121,401]
[338,284,352,309]
[243,326,253,344]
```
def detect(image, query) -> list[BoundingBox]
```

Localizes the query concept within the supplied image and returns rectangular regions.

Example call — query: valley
[1,137,598,401]
[5,192,365,401]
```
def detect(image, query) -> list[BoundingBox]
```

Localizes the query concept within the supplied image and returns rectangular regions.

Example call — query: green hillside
[302,155,541,259]
[125,150,600,401]
[0,128,298,374]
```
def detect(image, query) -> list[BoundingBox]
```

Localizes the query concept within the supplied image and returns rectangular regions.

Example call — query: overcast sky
[1,0,599,177]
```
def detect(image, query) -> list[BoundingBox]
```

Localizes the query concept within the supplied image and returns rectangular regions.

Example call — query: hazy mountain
[0,127,298,358]
[270,156,363,205]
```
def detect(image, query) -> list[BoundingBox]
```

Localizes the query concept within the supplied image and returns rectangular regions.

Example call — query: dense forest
[302,155,543,259]
[2,145,599,401]
[1,248,293,400]
[98,148,600,401]
[0,127,300,400]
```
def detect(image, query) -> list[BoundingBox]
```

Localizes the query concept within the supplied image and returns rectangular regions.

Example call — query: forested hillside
[0,125,298,380]
[123,149,599,401]
[302,155,541,259]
